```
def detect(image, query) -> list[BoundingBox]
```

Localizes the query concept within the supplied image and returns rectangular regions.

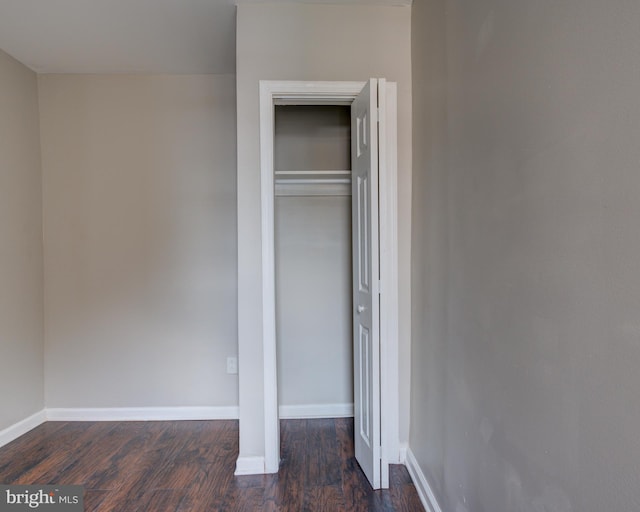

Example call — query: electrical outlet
[226,356,238,374]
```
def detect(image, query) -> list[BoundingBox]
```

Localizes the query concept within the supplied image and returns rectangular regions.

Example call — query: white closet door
[351,78,382,490]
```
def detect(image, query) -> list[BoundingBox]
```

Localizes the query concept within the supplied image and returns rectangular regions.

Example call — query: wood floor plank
[136,489,189,512]
[272,440,305,511]
[17,422,123,485]
[2,422,115,485]
[56,422,148,488]
[83,489,110,512]
[0,421,68,475]
[336,417,372,510]
[177,422,239,511]
[303,484,347,512]
[0,418,424,511]
[83,421,169,491]
[305,418,341,487]
[92,422,183,511]
[318,418,342,487]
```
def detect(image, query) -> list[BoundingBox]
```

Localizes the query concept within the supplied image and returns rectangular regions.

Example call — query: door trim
[257,80,399,481]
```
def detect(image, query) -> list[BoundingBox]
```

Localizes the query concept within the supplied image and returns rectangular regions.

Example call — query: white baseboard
[405,447,443,512]
[45,406,239,422]
[0,410,47,449]
[234,456,265,475]
[278,403,353,419]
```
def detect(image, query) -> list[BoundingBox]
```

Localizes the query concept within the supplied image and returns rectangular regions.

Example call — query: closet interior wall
[274,105,354,415]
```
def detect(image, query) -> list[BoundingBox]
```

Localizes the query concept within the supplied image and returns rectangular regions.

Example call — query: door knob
[357,305,366,314]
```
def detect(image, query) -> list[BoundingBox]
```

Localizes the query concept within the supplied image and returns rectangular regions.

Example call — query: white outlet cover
[226,357,238,374]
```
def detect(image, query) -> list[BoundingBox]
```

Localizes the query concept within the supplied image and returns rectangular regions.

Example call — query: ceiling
[0,0,411,74]
[0,0,238,74]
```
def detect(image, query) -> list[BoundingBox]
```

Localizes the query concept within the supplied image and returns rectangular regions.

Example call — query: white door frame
[258,80,399,480]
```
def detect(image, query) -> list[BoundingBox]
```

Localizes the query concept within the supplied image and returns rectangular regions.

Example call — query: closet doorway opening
[274,102,354,429]
[259,80,399,490]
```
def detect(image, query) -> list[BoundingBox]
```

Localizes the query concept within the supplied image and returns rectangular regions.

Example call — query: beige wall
[236,3,412,459]
[411,0,640,510]
[39,74,238,408]
[0,49,44,430]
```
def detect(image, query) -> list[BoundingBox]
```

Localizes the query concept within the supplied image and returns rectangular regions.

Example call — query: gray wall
[39,74,238,408]
[236,3,412,458]
[411,0,640,511]
[0,49,44,430]
[275,106,353,410]
[410,0,448,499]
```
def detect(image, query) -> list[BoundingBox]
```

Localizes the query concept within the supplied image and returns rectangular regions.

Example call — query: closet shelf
[275,170,350,179]
[275,170,350,174]
[274,170,352,197]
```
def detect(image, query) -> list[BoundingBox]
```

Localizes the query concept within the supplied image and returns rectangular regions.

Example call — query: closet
[274,105,353,417]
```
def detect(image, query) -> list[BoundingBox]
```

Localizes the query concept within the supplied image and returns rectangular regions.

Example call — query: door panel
[351,79,381,489]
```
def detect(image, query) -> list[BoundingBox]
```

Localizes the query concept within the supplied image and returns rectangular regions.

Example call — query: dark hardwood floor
[0,418,423,511]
